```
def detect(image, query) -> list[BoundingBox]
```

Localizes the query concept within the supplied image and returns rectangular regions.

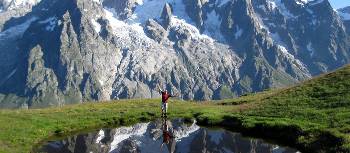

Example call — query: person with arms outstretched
[158,85,177,117]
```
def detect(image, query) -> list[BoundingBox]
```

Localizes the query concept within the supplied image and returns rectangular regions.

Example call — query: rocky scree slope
[0,0,349,108]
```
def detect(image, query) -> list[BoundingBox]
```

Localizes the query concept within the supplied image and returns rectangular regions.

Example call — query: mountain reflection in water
[39,118,299,153]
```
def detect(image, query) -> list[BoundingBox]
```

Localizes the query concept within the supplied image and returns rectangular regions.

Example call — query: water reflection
[39,117,299,153]
[161,117,176,153]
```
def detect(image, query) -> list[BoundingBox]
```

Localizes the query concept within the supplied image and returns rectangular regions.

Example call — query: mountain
[0,0,349,108]
[337,6,350,34]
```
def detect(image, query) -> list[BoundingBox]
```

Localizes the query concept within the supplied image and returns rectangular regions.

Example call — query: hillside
[0,65,350,152]
[225,64,350,152]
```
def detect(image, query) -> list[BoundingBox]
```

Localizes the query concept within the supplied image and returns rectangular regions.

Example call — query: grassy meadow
[1,65,350,153]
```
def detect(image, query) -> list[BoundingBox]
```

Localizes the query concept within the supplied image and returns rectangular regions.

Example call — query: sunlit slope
[224,64,350,152]
[0,65,350,152]
[249,64,350,128]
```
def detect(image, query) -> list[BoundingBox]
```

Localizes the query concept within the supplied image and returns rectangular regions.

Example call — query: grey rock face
[102,0,138,20]
[160,2,172,29]
[145,19,167,43]
[0,0,349,108]
[184,0,204,29]
[25,45,61,107]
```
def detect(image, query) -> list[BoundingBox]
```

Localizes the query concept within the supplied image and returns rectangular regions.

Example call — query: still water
[39,118,299,153]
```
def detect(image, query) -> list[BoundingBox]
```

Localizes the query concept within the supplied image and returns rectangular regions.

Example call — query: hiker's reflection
[160,117,176,153]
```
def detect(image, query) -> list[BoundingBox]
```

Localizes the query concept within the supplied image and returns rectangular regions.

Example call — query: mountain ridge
[0,0,350,108]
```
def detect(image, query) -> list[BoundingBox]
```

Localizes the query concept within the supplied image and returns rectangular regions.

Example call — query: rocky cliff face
[0,0,349,108]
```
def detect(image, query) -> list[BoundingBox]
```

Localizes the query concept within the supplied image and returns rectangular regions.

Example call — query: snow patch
[135,0,143,5]
[130,0,165,24]
[45,22,56,31]
[274,0,297,19]
[103,8,178,75]
[170,17,213,41]
[98,79,104,86]
[91,19,101,33]
[105,0,223,43]
[296,0,316,6]
[296,0,305,6]
[277,45,310,76]
[265,0,320,19]
[39,17,57,31]
[267,0,277,10]
[104,8,148,39]
[120,0,221,40]
[95,129,105,144]
[297,0,324,6]
[203,10,225,41]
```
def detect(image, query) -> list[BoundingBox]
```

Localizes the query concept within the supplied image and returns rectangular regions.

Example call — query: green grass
[1,65,350,153]
[236,65,350,152]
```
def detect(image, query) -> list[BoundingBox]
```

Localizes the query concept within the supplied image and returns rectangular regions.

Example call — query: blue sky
[329,0,350,9]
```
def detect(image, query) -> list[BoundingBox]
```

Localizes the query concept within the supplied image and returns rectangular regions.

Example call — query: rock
[145,19,167,43]
[184,0,204,29]
[25,45,61,107]
[102,0,138,19]
[0,0,349,108]
[160,3,172,29]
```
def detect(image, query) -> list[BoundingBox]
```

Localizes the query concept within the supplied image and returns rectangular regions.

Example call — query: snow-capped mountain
[0,0,349,108]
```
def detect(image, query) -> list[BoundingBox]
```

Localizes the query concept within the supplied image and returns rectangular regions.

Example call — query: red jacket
[162,92,172,103]
[163,131,173,143]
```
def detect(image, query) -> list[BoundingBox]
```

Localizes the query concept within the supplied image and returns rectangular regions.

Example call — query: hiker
[158,85,177,117]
